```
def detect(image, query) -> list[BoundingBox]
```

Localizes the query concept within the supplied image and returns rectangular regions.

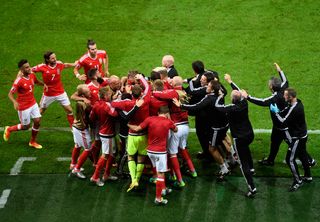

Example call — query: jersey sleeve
[139,117,150,130]
[247,94,276,107]
[153,90,178,100]
[31,64,44,73]
[106,102,118,117]
[10,78,21,94]
[181,95,211,112]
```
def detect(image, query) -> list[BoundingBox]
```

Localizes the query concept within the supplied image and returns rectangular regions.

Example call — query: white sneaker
[72,169,86,179]
[154,198,168,205]
[102,175,118,181]
[90,177,104,187]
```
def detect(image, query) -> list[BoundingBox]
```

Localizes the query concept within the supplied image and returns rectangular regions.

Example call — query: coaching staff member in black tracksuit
[270,88,312,191]
[245,63,315,167]
[215,74,256,198]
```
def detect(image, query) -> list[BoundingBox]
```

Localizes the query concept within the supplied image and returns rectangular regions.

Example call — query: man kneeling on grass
[128,106,177,205]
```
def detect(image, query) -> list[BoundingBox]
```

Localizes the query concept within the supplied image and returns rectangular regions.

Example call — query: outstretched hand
[172,98,181,107]
[224,74,232,83]
[241,89,248,98]
[135,98,144,107]
[274,63,281,72]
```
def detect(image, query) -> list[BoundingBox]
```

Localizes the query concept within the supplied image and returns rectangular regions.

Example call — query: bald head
[231,90,242,103]
[172,76,183,87]
[162,55,174,68]
[109,75,121,91]
[77,84,90,98]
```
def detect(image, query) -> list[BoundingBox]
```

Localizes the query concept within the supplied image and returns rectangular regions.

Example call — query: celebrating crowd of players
[3,39,316,205]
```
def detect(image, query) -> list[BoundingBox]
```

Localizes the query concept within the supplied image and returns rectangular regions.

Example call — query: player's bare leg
[29,118,42,149]
[208,145,229,180]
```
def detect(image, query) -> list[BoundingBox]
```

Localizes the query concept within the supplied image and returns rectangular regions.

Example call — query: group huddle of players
[4,39,315,205]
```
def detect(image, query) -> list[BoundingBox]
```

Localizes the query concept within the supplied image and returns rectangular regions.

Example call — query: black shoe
[301,176,313,183]
[289,181,303,192]
[250,169,256,176]
[246,188,257,198]
[309,159,317,168]
[197,151,205,159]
[258,158,274,166]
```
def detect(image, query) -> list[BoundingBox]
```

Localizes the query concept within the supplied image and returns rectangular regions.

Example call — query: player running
[4,59,47,149]
[74,39,109,83]
[128,106,177,205]
[32,51,75,127]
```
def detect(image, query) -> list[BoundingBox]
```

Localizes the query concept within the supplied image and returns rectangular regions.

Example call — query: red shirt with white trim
[32,62,65,96]
[90,100,118,136]
[87,82,100,105]
[75,50,107,84]
[152,86,188,124]
[149,96,168,116]
[10,74,38,111]
[139,116,176,153]
[111,77,151,135]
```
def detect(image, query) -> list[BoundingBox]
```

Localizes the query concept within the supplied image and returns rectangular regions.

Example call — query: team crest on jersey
[99,58,102,64]
[24,83,27,86]
[57,69,60,75]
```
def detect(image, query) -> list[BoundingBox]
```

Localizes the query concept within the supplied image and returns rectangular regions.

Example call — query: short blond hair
[77,84,89,96]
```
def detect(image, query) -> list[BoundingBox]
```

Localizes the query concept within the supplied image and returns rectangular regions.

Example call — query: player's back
[91,100,117,136]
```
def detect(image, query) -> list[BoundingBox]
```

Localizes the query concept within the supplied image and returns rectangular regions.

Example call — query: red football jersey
[152,86,188,124]
[139,116,176,153]
[87,82,100,105]
[149,96,168,116]
[111,77,151,135]
[10,74,39,111]
[32,61,65,96]
[90,100,118,136]
[75,50,107,84]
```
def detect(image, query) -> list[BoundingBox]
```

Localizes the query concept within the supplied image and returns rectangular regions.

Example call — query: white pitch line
[0,189,11,209]
[0,127,320,134]
[56,157,71,161]
[10,157,37,176]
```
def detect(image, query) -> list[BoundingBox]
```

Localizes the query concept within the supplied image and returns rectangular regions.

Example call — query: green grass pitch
[0,0,320,221]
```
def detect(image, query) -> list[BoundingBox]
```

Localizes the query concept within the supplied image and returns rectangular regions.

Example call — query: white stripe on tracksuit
[289,140,301,183]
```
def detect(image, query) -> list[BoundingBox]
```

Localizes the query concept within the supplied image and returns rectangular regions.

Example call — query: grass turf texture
[0,175,319,222]
[1,0,320,221]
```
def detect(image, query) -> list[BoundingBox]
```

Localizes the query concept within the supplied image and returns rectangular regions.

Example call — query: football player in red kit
[32,51,75,127]
[4,59,47,149]
[74,39,109,83]
[128,106,177,205]
[89,87,119,186]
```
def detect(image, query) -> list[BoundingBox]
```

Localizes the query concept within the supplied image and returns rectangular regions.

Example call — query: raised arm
[274,63,288,89]
[224,74,240,91]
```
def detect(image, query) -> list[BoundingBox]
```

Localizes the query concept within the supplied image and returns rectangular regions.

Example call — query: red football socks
[180,149,195,172]
[170,156,183,182]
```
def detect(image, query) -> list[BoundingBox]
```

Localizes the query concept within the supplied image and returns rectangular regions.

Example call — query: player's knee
[128,155,135,161]
[21,124,30,130]
[64,105,73,114]
[40,108,46,114]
